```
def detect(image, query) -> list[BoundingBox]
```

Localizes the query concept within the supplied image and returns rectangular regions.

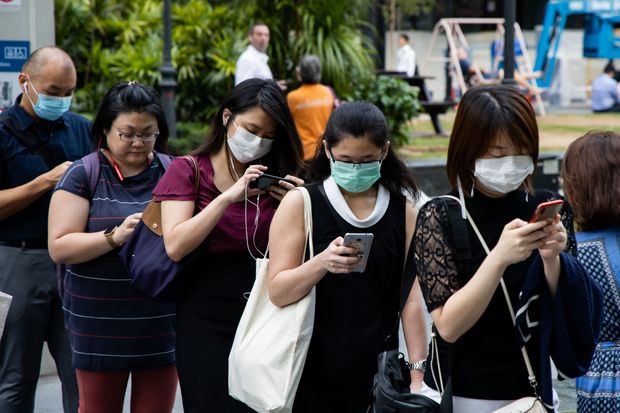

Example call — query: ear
[18,73,28,91]
[322,140,331,160]
[222,109,232,127]
[382,141,391,160]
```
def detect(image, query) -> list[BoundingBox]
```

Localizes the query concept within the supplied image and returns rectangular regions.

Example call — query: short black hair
[604,61,616,74]
[91,81,169,153]
[400,34,410,42]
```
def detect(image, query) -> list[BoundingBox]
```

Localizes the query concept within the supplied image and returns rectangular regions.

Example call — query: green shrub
[346,75,420,146]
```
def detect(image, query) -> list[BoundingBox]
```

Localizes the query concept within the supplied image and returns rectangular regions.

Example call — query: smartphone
[529,199,564,223]
[343,233,374,273]
[249,174,295,191]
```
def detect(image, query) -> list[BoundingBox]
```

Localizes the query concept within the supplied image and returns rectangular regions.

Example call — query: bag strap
[0,112,59,170]
[181,155,200,194]
[440,194,540,397]
[295,186,314,260]
[83,151,177,198]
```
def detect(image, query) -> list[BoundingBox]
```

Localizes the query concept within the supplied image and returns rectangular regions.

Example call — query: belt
[0,239,48,249]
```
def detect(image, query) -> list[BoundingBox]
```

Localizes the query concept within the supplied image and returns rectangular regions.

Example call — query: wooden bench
[404,75,456,135]
[377,71,455,135]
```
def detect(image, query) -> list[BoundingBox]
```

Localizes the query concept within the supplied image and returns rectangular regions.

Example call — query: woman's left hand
[268,175,304,201]
[538,214,567,260]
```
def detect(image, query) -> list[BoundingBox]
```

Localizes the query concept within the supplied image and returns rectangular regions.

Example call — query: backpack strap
[81,152,101,198]
[82,151,176,198]
[0,112,58,170]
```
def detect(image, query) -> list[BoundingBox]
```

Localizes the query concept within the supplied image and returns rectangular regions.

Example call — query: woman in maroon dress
[152,79,304,412]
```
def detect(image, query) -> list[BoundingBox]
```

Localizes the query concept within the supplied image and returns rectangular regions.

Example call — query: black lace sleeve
[414,199,461,312]
[560,197,577,257]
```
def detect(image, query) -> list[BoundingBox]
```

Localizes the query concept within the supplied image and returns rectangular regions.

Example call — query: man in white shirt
[396,34,416,77]
[235,23,274,85]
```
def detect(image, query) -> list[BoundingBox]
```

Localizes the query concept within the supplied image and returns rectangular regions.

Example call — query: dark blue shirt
[0,95,92,241]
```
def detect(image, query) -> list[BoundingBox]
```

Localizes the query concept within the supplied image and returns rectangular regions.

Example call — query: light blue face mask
[24,80,73,121]
[330,157,382,193]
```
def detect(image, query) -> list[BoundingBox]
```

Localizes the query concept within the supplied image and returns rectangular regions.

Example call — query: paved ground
[33,322,577,413]
[35,374,184,413]
[34,367,577,413]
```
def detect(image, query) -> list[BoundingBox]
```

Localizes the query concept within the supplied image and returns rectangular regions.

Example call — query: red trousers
[76,365,178,413]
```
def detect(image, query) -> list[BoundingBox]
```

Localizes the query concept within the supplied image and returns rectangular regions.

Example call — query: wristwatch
[409,359,427,372]
[104,226,121,248]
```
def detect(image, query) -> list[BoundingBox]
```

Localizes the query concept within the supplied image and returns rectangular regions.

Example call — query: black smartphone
[249,173,295,190]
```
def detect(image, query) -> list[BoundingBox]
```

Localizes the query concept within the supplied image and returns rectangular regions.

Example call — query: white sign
[0,0,22,7]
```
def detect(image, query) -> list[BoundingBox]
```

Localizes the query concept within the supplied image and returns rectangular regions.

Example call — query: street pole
[160,0,177,138]
[502,0,517,86]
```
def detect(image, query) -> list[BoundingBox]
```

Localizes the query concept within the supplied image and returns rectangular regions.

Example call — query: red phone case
[529,199,564,223]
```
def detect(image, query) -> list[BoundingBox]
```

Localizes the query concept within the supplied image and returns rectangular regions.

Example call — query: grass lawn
[398,110,620,160]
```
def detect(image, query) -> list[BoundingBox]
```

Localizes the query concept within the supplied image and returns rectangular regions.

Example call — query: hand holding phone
[529,199,564,223]
[343,233,374,273]
[249,173,296,191]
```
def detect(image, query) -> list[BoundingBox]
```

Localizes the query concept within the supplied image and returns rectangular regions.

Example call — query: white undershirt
[322,177,390,228]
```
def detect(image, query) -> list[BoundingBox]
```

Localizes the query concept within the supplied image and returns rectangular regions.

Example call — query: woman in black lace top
[413,85,599,412]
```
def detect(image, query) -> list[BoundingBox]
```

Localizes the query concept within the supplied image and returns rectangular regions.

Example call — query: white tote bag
[229,187,315,413]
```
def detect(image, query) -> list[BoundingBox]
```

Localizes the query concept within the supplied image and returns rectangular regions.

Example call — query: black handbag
[368,198,466,413]
[369,350,440,413]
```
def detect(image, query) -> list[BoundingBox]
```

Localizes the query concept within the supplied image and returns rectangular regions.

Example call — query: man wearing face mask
[0,46,91,413]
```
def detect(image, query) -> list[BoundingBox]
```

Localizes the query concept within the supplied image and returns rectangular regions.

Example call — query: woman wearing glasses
[48,82,178,413]
[267,101,428,411]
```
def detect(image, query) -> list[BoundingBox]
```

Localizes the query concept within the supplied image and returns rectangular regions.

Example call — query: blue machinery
[534,0,620,88]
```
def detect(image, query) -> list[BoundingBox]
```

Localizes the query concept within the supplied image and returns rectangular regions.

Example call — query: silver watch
[408,359,427,371]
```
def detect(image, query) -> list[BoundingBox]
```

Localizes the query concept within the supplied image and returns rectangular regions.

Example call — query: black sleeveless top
[293,183,409,412]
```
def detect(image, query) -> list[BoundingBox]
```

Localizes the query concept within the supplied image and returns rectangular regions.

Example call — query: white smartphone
[343,233,374,273]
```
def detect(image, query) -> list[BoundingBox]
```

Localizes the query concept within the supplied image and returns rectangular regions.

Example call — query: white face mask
[474,155,534,194]
[227,120,274,164]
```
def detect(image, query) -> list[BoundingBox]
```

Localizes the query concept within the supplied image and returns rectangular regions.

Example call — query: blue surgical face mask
[329,152,383,193]
[24,80,73,121]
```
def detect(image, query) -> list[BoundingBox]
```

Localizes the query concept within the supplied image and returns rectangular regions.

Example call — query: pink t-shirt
[152,154,276,256]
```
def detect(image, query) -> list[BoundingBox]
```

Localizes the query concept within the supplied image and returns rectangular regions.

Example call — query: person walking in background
[154,78,304,412]
[267,102,428,412]
[396,33,416,77]
[0,46,92,413]
[591,61,620,113]
[286,55,335,160]
[48,82,178,413]
[414,85,601,412]
[561,131,620,413]
[235,23,287,90]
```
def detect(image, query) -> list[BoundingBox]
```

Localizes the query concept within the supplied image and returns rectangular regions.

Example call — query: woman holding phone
[268,101,429,412]
[153,79,304,412]
[412,85,601,412]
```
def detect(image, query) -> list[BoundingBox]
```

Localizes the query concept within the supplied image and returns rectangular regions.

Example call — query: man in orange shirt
[287,55,335,160]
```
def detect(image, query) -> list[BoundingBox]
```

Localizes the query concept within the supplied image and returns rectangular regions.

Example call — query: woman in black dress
[268,101,429,412]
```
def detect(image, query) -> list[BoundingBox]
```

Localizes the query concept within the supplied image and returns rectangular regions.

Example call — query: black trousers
[0,245,78,413]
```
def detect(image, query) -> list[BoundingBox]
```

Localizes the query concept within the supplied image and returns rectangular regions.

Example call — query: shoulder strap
[156,152,174,170]
[82,152,101,197]
[181,155,200,193]
[83,151,176,198]
[0,112,57,170]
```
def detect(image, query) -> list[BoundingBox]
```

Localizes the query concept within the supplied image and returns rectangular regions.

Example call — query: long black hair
[306,101,419,199]
[91,81,169,153]
[192,78,304,177]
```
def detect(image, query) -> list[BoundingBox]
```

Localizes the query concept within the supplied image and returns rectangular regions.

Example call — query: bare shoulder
[405,199,418,226]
